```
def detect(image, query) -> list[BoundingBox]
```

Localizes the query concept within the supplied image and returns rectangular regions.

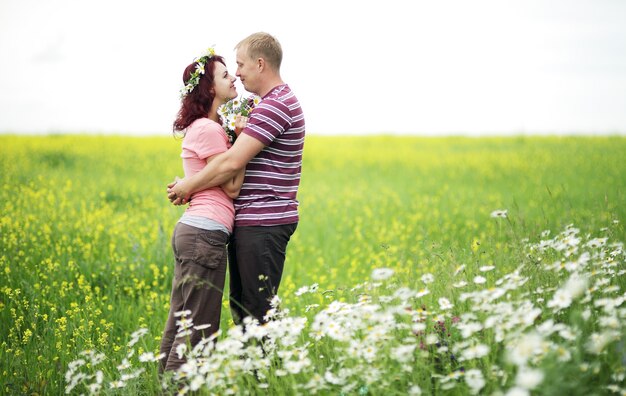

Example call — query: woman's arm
[220,167,245,199]
[168,117,263,205]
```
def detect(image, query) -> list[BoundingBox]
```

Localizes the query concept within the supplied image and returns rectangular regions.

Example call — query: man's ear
[257,57,265,72]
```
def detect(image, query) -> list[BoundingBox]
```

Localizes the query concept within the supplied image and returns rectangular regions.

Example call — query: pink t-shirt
[181,118,235,232]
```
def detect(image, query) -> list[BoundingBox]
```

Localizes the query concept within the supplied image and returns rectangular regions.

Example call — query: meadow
[1,134,625,395]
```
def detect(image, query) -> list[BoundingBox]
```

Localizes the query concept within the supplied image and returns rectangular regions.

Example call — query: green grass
[1,134,625,395]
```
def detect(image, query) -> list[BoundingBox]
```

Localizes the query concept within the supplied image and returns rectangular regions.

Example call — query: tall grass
[1,135,624,394]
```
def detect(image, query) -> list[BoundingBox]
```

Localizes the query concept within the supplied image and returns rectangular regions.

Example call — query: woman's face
[212,62,237,103]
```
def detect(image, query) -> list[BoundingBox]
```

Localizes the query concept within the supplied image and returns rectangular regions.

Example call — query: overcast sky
[1,0,625,136]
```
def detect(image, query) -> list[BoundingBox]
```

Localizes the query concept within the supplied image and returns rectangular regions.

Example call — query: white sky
[1,0,625,136]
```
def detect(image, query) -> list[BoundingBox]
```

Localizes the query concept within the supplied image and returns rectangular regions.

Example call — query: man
[168,32,305,325]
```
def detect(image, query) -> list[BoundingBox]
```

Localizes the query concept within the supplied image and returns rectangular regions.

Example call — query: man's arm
[220,167,246,199]
[168,133,265,204]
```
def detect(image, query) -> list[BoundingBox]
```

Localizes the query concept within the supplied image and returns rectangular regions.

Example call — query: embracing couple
[159,32,305,372]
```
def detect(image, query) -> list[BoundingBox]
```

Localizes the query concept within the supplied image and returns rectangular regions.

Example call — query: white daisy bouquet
[218,95,261,143]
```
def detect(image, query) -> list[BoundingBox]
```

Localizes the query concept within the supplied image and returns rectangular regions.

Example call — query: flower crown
[179,47,216,98]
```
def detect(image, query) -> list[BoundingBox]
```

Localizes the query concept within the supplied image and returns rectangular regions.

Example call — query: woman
[159,48,245,373]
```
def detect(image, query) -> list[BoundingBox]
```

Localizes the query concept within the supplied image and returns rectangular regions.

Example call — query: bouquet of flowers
[218,95,261,143]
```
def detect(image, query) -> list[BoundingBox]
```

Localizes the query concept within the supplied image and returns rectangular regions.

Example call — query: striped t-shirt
[235,84,305,226]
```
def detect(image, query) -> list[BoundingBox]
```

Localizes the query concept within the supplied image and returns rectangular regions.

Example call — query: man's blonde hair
[235,32,283,71]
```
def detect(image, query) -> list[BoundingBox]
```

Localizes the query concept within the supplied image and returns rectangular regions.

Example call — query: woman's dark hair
[173,55,226,136]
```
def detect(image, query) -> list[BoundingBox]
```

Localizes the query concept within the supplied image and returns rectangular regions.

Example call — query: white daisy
[490,209,508,218]
[515,367,544,390]
[465,369,486,394]
[421,273,435,284]
[371,267,394,281]
[473,276,487,284]
[438,297,454,310]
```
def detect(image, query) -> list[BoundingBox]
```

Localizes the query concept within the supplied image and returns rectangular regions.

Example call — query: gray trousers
[159,222,228,373]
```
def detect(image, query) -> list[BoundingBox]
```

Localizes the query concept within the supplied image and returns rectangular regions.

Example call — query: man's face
[236,46,258,94]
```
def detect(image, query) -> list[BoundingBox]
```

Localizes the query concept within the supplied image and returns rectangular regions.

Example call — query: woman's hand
[234,115,248,136]
[167,176,191,205]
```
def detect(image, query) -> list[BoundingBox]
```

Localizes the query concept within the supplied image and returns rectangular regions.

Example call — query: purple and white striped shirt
[235,84,305,226]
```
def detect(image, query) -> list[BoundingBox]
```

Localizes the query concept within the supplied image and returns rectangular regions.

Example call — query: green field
[1,135,625,395]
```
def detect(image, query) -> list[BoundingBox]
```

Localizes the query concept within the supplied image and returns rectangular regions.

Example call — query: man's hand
[234,115,248,136]
[166,176,191,205]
